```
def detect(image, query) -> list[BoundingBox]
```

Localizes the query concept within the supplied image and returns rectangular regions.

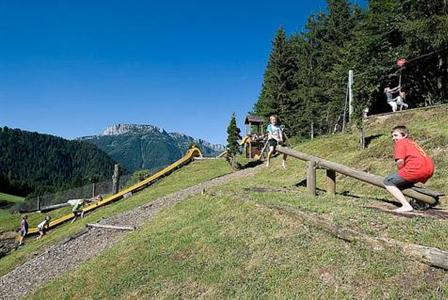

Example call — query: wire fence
[17,174,133,213]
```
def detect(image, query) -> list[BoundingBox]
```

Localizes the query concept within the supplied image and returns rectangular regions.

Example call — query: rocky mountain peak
[102,124,165,136]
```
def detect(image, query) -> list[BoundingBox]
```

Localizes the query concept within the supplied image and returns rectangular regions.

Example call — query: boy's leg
[71,214,78,223]
[282,153,287,169]
[266,147,274,167]
[392,102,397,112]
[384,174,414,212]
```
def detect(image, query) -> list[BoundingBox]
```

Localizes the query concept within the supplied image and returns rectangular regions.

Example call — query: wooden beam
[268,204,448,270]
[86,223,135,231]
[276,146,438,205]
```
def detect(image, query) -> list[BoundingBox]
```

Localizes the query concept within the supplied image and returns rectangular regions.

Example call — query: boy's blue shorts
[384,173,414,189]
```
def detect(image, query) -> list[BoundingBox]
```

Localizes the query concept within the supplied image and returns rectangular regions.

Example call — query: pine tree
[252,0,448,139]
[226,113,241,169]
[254,27,300,133]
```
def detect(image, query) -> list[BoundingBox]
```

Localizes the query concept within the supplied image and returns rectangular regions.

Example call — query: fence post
[307,161,317,196]
[37,196,41,211]
[92,182,96,197]
[326,169,336,196]
[112,164,120,194]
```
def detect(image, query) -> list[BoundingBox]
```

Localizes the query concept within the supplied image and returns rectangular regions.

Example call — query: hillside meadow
[28,106,448,299]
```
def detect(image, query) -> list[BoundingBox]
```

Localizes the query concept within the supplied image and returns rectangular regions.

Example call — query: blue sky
[0,0,364,144]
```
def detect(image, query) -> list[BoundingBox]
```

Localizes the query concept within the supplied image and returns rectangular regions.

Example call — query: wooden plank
[268,204,448,270]
[411,186,444,198]
[86,223,135,231]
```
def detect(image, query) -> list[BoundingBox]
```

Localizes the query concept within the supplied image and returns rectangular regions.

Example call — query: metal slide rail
[27,147,202,234]
[276,146,443,205]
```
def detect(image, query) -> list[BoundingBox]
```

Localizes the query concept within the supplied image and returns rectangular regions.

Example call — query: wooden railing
[276,146,443,205]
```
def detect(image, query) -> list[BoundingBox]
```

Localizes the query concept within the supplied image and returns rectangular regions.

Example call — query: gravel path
[0,165,262,300]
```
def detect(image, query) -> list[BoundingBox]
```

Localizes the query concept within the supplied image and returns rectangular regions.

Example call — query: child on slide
[266,115,287,168]
[384,126,434,212]
[36,215,51,239]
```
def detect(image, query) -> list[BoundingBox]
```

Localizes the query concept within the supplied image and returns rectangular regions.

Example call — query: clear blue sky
[0,0,364,144]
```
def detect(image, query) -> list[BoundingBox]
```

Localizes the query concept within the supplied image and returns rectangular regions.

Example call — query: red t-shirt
[394,138,434,183]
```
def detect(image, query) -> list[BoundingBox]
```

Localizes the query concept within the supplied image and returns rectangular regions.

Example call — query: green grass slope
[0,159,232,276]
[0,192,24,204]
[0,193,25,236]
[30,106,448,299]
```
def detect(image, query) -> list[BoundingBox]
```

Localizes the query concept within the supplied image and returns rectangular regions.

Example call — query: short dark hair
[391,125,409,136]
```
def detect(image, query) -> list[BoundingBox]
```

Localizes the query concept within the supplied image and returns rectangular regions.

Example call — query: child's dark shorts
[20,230,27,237]
[384,173,414,189]
[268,139,278,148]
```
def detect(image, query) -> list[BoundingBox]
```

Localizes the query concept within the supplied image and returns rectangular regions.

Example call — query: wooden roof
[245,115,265,124]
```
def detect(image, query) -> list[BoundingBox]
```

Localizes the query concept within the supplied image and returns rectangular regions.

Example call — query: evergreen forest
[254,0,448,138]
[0,127,118,197]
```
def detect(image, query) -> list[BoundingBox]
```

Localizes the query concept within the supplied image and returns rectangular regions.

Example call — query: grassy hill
[0,192,24,204]
[0,159,232,276]
[0,193,24,237]
[19,106,448,298]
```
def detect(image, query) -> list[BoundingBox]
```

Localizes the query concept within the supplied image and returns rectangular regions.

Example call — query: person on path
[17,215,28,247]
[36,215,51,239]
[68,199,86,223]
[265,115,287,169]
[383,126,434,212]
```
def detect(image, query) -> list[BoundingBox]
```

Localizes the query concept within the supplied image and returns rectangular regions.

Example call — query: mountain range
[79,124,224,172]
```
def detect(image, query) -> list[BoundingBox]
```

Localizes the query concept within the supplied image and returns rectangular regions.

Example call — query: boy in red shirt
[384,126,434,212]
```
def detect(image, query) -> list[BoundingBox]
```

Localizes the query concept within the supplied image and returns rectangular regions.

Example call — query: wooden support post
[249,142,252,159]
[360,125,366,150]
[112,164,120,194]
[348,70,354,122]
[326,169,336,196]
[307,161,317,196]
[92,182,96,197]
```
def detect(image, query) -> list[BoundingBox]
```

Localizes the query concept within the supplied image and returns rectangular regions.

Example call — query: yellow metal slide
[27,147,202,234]
[239,135,250,146]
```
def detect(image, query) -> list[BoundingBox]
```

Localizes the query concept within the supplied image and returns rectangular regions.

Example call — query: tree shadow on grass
[239,160,264,170]
[365,134,384,148]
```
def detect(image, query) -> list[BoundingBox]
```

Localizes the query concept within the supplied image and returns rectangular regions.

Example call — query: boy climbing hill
[384,126,435,212]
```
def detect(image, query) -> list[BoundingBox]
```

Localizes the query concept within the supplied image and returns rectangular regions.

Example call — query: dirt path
[0,165,262,300]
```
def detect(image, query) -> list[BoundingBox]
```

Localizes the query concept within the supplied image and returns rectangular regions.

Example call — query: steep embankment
[21,107,448,299]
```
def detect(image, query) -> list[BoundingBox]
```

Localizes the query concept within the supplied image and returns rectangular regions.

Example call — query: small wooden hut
[244,115,265,159]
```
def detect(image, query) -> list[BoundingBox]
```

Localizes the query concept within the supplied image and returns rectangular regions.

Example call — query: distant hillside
[0,127,118,196]
[79,124,225,172]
